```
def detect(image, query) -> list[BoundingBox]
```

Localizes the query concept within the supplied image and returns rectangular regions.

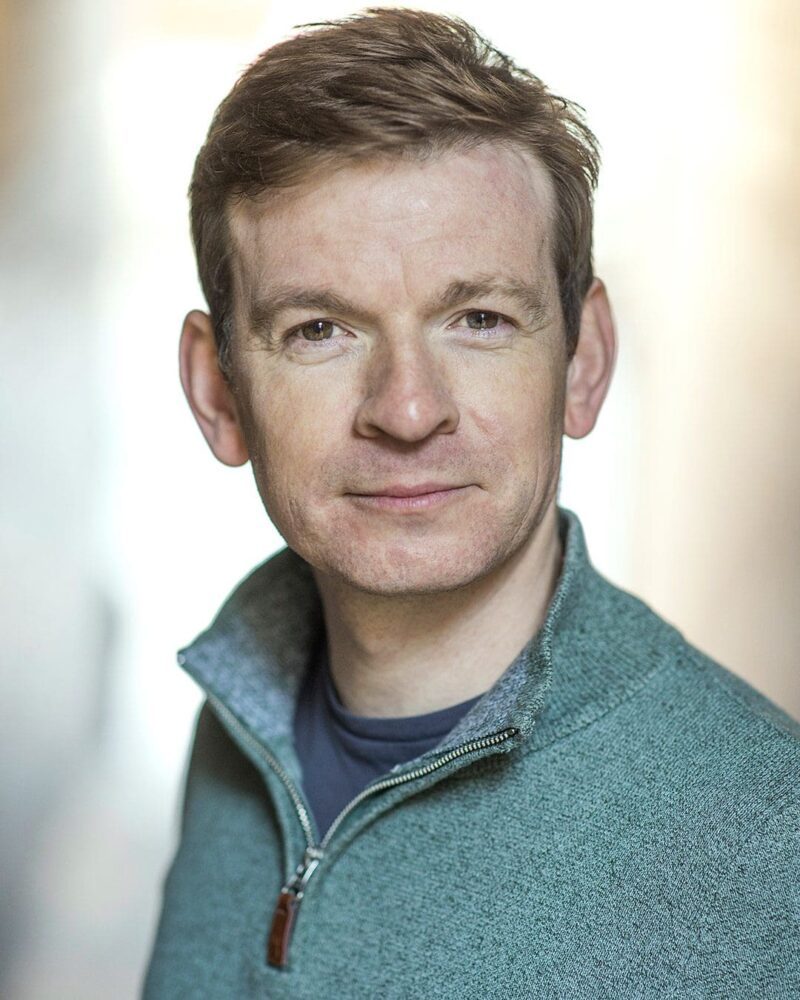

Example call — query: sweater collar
[177,506,671,766]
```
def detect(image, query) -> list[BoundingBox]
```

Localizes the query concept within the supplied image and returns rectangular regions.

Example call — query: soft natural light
[4,1,798,995]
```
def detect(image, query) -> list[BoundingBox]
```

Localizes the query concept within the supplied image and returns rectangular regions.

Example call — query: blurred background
[1,0,798,995]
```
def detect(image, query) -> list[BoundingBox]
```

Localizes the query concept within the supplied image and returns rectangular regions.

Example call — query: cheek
[465,362,564,470]
[241,374,343,488]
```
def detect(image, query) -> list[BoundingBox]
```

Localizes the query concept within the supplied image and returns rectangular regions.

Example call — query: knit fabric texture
[142,507,800,999]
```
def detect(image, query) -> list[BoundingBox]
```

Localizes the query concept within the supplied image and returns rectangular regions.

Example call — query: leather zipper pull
[267,847,323,968]
[267,890,300,967]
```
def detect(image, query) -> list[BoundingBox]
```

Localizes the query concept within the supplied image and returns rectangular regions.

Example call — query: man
[143,8,799,998]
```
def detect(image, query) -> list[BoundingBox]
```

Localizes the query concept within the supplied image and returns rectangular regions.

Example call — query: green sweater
[143,508,800,998]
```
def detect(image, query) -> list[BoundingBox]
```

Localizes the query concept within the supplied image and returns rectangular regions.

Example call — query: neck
[311,501,563,717]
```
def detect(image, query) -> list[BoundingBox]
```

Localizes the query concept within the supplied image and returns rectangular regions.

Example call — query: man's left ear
[563,277,617,439]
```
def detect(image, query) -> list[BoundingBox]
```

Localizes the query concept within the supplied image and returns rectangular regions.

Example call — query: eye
[284,319,349,353]
[465,311,500,330]
[452,310,514,336]
[292,319,336,342]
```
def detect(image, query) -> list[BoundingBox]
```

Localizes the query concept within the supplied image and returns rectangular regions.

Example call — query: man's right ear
[178,309,250,467]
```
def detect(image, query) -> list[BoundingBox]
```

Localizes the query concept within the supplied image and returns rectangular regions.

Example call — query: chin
[273,487,543,597]
[311,533,505,597]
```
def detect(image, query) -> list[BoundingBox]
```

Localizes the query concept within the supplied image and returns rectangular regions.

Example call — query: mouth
[346,484,472,511]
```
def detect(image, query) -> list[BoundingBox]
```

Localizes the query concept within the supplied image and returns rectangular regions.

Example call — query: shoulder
[683,642,800,744]
[670,643,800,828]
[587,564,800,747]
[594,572,800,840]
[563,561,800,818]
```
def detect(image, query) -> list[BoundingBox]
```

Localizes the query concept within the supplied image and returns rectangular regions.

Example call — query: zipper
[266,845,323,967]
[207,692,518,969]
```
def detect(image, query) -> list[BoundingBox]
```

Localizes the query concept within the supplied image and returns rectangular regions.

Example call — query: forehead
[227,144,557,315]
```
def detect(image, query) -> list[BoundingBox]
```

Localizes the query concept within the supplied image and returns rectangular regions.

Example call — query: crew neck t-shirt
[293,635,484,839]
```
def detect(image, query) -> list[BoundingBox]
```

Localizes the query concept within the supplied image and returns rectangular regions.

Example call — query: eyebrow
[245,275,551,345]
[440,277,551,327]
[248,287,371,341]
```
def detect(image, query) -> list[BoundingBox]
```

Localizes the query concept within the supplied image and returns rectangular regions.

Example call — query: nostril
[354,393,460,443]
[353,366,460,442]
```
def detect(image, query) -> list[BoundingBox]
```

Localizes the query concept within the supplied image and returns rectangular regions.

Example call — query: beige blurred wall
[1,0,116,995]
[632,0,800,717]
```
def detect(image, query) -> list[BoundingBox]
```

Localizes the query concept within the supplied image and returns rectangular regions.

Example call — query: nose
[353,333,460,443]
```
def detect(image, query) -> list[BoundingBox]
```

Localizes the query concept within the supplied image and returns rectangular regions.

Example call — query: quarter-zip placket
[207,693,518,970]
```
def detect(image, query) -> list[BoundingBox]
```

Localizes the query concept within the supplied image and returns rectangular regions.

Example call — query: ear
[178,309,250,466]
[563,277,617,439]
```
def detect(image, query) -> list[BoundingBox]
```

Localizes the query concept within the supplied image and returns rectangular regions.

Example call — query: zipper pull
[267,846,323,968]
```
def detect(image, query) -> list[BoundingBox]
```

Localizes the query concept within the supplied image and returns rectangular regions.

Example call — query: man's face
[226,144,569,595]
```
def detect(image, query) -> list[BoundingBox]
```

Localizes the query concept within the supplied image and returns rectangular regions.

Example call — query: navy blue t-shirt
[293,634,483,839]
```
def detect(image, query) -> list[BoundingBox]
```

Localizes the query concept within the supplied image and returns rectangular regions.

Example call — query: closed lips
[355,483,464,497]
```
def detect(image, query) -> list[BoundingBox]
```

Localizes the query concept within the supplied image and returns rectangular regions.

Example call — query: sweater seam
[519,657,672,757]
[733,791,800,859]
[684,644,800,766]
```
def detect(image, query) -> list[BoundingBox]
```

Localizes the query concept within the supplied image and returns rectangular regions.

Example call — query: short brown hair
[189,6,601,379]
